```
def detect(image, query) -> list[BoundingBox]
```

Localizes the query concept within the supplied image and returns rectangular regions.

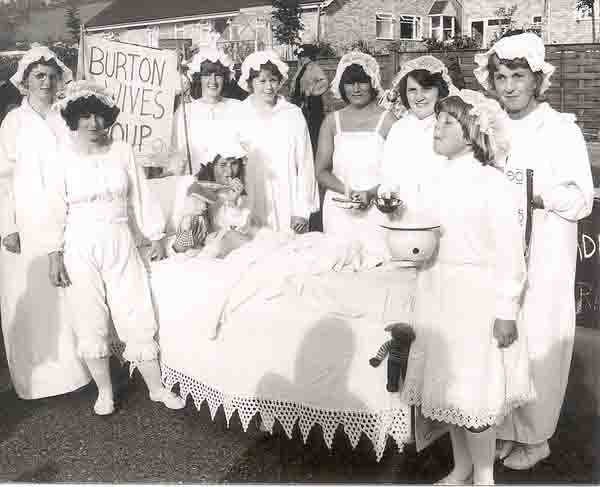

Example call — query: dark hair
[487,54,545,99]
[339,63,378,103]
[196,154,246,193]
[398,69,450,109]
[61,95,120,131]
[434,95,493,165]
[22,58,63,87]
[246,61,284,91]
[190,60,231,99]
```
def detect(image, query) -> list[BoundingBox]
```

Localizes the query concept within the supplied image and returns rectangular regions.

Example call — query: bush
[423,35,481,52]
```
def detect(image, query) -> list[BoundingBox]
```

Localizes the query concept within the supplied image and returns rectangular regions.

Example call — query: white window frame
[146,25,159,47]
[429,14,455,40]
[531,15,542,24]
[375,12,395,40]
[398,14,422,40]
[174,22,185,39]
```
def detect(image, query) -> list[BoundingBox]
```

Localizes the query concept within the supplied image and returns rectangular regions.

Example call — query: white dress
[0,101,91,399]
[234,95,319,233]
[380,112,446,197]
[401,154,535,429]
[497,103,595,444]
[322,110,388,263]
[171,97,241,175]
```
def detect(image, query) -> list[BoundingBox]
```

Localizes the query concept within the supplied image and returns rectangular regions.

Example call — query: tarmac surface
[0,355,598,484]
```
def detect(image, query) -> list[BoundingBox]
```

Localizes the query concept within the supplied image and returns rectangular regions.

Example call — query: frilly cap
[455,89,512,165]
[474,33,555,95]
[238,50,289,92]
[52,80,116,112]
[330,51,382,99]
[11,44,73,94]
[204,132,248,164]
[379,55,457,113]
[184,47,235,77]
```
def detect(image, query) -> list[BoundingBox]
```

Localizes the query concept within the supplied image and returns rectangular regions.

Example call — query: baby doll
[369,322,415,392]
[172,183,217,254]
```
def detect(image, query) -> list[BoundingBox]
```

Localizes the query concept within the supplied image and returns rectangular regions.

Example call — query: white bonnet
[52,79,116,112]
[330,51,382,100]
[474,33,555,95]
[11,44,73,94]
[237,50,289,92]
[185,47,235,77]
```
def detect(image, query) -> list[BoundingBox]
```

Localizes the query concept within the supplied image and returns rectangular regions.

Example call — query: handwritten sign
[575,197,600,329]
[79,36,178,166]
[503,166,531,251]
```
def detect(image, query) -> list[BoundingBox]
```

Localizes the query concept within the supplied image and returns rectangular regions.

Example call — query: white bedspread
[149,230,418,459]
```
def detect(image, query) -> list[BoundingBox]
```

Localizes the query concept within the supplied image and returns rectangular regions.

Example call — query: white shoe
[502,441,550,470]
[93,394,115,416]
[434,470,473,485]
[495,439,515,461]
[149,388,186,410]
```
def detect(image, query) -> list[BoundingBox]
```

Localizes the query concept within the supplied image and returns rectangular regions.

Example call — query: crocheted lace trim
[161,364,412,461]
[402,381,535,430]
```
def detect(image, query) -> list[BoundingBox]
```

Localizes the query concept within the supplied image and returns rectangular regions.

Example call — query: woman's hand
[493,318,518,348]
[48,251,71,287]
[348,189,374,209]
[149,239,167,261]
[3,232,21,254]
[290,216,309,234]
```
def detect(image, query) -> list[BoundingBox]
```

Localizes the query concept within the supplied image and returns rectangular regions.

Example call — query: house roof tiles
[87,0,317,28]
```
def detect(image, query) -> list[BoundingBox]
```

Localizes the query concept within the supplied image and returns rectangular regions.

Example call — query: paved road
[0,358,598,483]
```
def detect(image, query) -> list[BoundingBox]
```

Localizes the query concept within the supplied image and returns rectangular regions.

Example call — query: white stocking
[465,427,496,485]
[448,426,473,480]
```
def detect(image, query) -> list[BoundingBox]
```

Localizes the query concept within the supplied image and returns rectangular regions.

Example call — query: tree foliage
[65,1,81,43]
[271,0,304,46]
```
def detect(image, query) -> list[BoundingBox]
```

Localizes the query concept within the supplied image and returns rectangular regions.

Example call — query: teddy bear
[369,322,416,393]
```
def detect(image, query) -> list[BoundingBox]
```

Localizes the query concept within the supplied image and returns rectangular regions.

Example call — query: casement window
[430,15,455,40]
[399,15,421,40]
[376,12,394,40]
[174,23,185,39]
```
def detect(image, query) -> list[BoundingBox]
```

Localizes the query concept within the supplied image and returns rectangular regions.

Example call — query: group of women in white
[0,31,594,484]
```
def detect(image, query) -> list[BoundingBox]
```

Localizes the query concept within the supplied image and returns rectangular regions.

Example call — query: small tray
[332,196,365,210]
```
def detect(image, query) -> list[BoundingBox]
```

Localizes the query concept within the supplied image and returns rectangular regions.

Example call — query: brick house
[85,0,600,59]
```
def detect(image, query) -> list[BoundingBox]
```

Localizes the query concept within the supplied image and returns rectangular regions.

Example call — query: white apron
[322,110,388,263]
[0,102,91,399]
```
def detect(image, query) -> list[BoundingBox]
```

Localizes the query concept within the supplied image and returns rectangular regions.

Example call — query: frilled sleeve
[125,144,166,245]
[488,172,527,321]
[539,118,594,222]
[291,111,319,219]
[41,147,69,254]
[0,110,20,237]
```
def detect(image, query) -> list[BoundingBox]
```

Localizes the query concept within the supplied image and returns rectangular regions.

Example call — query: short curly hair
[338,63,378,104]
[398,69,449,110]
[60,95,120,131]
[434,95,493,165]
